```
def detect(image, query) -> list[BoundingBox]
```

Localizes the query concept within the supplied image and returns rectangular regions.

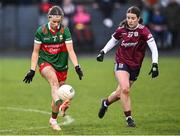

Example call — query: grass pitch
[0,56,180,135]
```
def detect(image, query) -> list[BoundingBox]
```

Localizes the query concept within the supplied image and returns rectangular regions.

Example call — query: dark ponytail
[139,17,143,24]
[119,19,127,27]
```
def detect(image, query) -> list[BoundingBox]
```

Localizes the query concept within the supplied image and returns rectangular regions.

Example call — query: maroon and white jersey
[113,24,153,69]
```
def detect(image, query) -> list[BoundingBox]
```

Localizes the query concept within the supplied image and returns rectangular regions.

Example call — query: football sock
[52,111,59,119]
[104,99,110,107]
[124,110,131,117]
[55,99,63,106]
[126,116,132,120]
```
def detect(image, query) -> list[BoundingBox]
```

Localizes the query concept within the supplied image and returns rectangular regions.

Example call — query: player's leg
[107,81,134,103]
[55,71,70,117]
[98,85,120,118]
[115,71,131,112]
[40,64,61,130]
[115,70,135,127]
[41,66,61,107]
[59,99,70,117]
[98,63,130,119]
[98,63,126,119]
[107,85,121,104]
[58,81,70,117]
[103,81,134,108]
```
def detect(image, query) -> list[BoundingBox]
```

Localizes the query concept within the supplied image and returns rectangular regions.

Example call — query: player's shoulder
[138,24,149,31]
[36,24,48,35]
[137,24,150,33]
[117,26,125,30]
[115,26,126,33]
[63,26,72,35]
[138,24,145,29]
[63,26,70,31]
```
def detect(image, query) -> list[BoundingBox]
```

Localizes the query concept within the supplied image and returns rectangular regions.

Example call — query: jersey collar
[127,24,139,30]
[48,22,60,35]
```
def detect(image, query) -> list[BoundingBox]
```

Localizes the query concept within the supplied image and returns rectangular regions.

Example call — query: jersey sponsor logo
[41,43,67,54]
[43,37,50,41]
[43,44,64,48]
[121,40,138,47]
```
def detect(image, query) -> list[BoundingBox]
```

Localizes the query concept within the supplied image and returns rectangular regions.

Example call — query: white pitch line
[0,106,74,132]
[0,107,51,115]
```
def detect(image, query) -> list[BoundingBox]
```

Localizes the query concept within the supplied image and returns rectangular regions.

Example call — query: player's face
[48,15,62,30]
[126,13,139,29]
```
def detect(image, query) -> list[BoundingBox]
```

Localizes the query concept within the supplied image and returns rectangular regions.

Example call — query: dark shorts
[114,63,140,81]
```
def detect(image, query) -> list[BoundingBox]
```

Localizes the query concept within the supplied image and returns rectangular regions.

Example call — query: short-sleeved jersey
[113,24,153,69]
[34,23,72,71]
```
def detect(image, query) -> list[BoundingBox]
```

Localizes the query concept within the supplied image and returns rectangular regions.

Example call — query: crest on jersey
[134,32,138,37]
[59,35,63,40]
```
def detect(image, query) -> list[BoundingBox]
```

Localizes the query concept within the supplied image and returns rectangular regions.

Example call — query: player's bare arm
[31,43,41,71]
[66,42,83,80]
[66,42,78,67]
[23,43,41,83]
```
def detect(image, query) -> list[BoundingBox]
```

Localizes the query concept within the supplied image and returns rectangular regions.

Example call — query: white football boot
[49,117,61,131]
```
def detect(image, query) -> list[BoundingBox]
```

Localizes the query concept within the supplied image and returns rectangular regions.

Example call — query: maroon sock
[52,111,58,119]
[124,111,131,117]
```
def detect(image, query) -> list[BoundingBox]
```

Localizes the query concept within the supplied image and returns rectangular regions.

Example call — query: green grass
[0,56,180,135]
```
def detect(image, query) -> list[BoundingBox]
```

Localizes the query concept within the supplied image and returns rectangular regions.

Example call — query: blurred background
[0,1,180,134]
[0,0,180,55]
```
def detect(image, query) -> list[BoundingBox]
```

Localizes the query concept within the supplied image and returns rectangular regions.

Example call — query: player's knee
[121,86,130,95]
[59,81,65,86]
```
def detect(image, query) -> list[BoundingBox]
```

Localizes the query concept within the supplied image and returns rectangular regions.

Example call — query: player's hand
[96,51,105,62]
[75,65,83,80]
[149,63,159,78]
[23,69,35,83]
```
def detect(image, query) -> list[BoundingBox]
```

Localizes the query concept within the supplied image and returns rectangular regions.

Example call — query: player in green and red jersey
[23,6,83,131]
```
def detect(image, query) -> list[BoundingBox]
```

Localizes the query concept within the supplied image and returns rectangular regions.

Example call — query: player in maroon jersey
[96,6,159,127]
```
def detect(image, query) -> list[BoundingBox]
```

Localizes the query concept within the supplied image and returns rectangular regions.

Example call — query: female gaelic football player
[23,6,83,131]
[96,6,159,127]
